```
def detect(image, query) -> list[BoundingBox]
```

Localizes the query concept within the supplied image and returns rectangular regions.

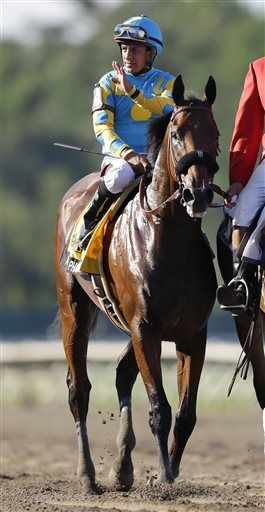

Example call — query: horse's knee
[116,368,138,398]
[149,398,172,439]
[115,346,138,404]
[67,369,92,420]
[173,411,196,440]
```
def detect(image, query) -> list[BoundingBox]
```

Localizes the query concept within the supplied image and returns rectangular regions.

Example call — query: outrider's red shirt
[229,57,265,185]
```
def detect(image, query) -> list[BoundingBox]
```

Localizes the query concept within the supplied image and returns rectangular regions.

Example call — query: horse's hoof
[109,466,134,491]
[172,469,179,479]
[147,472,174,486]
[170,462,180,479]
[79,475,98,494]
[146,475,157,486]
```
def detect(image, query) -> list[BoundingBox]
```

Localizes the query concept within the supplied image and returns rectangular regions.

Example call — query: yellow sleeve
[92,83,132,158]
[126,78,175,115]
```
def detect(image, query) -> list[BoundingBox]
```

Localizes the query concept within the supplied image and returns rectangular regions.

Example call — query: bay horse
[54,75,219,491]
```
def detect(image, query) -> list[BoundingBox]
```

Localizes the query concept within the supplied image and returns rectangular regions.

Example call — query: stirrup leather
[79,222,98,249]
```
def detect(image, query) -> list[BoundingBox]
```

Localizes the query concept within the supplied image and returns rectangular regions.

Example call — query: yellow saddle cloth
[66,177,141,275]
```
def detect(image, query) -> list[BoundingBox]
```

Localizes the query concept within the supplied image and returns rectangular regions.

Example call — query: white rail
[1,339,240,365]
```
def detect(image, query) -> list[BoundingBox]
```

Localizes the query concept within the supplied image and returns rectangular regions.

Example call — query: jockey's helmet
[114,14,163,56]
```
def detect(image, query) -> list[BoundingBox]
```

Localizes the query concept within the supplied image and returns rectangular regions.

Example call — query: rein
[209,183,230,207]
[139,173,227,214]
[140,104,227,215]
[139,171,182,216]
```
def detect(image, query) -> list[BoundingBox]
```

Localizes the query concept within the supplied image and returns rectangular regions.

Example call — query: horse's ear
[172,74,185,106]
[204,76,216,105]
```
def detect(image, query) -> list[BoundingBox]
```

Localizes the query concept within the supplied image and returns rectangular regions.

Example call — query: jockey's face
[121,43,151,74]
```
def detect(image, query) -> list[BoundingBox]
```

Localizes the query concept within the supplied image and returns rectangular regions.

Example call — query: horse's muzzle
[182,187,214,218]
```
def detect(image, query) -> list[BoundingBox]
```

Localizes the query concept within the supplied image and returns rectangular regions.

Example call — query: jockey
[217,57,265,312]
[79,14,175,245]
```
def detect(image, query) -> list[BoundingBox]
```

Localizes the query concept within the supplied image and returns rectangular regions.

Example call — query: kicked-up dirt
[1,404,264,512]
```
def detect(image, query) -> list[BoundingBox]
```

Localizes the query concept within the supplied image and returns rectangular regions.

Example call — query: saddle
[61,177,142,335]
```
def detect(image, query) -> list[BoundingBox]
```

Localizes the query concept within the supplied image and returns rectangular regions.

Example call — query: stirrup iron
[219,277,249,314]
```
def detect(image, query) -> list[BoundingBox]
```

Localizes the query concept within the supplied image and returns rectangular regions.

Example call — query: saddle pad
[66,177,141,275]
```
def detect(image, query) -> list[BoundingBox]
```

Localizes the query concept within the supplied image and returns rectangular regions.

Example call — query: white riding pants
[242,207,265,263]
[101,156,136,194]
[232,158,265,227]
[226,159,265,263]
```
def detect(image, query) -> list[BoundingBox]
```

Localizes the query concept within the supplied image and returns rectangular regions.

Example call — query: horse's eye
[171,130,182,141]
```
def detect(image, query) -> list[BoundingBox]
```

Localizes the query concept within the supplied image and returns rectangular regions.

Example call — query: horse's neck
[147,151,172,209]
[147,147,185,221]
[145,145,199,243]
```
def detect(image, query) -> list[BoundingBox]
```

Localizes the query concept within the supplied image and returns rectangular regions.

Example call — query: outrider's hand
[224,181,244,208]
[111,61,133,94]
[124,151,152,175]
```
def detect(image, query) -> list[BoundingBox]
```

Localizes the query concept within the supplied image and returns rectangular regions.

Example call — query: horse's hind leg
[169,328,206,479]
[109,340,139,490]
[57,276,99,491]
[235,311,265,409]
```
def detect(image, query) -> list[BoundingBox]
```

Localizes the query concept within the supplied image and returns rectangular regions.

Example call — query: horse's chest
[143,268,215,337]
[145,299,205,341]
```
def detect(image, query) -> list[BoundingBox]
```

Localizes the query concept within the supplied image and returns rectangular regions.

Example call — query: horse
[217,218,265,412]
[54,75,219,491]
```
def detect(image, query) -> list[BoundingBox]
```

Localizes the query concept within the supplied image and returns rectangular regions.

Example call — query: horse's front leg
[57,277,98,492]
[131,319,173,485]
[109,340,139,490]
[169,328,206,479]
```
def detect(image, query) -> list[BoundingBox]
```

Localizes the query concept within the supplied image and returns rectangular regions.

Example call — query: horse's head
[168,75,219,218]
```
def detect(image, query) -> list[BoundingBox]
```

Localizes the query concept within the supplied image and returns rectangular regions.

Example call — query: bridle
[168,104,219,183]
[139,103,227,216]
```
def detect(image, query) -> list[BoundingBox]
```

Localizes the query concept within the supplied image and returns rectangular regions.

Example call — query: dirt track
[1,404,264,512]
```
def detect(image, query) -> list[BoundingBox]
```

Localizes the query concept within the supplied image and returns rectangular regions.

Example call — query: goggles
[114,24,148,41]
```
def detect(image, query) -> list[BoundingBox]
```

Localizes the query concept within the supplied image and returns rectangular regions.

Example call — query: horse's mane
[147,112,172,166]
[147,94,203,165]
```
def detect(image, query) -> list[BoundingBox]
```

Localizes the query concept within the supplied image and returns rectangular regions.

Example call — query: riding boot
[79,180,117,248]
[217,259,258,312]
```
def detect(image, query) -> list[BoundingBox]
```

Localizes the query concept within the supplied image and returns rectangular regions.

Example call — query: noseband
[169,105,219,181]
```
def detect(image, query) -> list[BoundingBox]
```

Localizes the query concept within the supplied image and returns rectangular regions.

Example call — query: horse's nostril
[182,188,194,204]
[202,188,214,204]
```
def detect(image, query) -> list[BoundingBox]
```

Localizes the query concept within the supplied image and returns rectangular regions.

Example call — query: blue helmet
[114,14,163,55]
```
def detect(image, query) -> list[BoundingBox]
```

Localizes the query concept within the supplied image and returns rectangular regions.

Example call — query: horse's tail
[47,308,62,340]
[47,301,100,341]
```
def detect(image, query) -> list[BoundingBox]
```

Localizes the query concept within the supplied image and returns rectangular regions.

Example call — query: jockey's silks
[92,67,175,157]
